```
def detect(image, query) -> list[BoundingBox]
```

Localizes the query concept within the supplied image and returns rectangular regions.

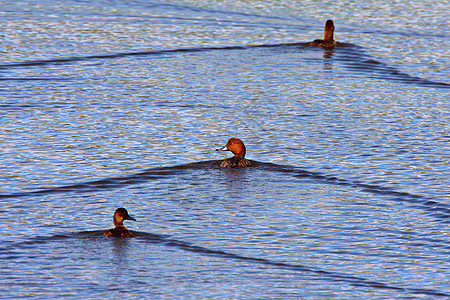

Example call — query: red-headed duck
[104,207,136,238]
[309,20,337,49]
[215,138,252,168]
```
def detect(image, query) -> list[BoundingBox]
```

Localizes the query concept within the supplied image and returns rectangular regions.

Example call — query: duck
[215,138,252,168]
[104,207,136,238]
[309,20,337,49]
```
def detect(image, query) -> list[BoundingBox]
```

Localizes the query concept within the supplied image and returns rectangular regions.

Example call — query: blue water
[1,0,449,298]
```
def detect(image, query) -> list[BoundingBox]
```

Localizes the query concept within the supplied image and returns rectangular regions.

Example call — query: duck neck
[324,22,334,41]
[234,150,246,158]
[113,217,123,227]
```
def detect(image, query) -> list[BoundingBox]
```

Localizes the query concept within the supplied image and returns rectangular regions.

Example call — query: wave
[260,162,450,223]
[1,160,448,223]
[1,43,447,89]
[328,43,450,88]
[2,231,448,297]
[137,232,449,297]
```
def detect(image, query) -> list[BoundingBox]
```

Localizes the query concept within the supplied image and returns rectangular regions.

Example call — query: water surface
[0,0,449,298]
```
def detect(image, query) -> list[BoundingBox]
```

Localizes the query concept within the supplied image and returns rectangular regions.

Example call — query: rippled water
[1,0,449,298]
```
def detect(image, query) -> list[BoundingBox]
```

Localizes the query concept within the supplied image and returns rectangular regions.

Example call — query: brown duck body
[104,208,136,238]
[104,226,133,238]
[309,20,337,49]
[220,156,252,168]
[216,138,253,168]
[309,39,337,49]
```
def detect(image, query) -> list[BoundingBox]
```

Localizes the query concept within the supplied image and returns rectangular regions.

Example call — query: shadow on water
[0,42,448,89]
[0,160,448,224]
[2,230,448,297]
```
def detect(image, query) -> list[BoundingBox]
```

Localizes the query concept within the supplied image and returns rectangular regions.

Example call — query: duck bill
[215,145,229,152]
[127,216,136,221]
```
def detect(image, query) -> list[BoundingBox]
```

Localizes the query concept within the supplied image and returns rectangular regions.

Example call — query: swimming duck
[104,207,136,238]
[215,138,252,168]
[309,20,337,49]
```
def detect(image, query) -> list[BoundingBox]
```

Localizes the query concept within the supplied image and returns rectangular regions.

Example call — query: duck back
[104,226,133,238]
[220,156,252,168]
